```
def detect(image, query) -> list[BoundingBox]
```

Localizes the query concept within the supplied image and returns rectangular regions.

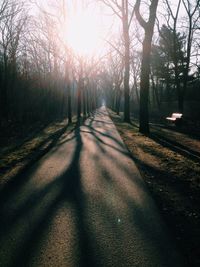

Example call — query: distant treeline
[0,0,101,127]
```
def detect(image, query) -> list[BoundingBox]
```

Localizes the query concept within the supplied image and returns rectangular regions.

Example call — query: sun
[65,9,101,56]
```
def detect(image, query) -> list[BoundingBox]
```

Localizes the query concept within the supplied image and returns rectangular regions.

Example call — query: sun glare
[65,9,101,56]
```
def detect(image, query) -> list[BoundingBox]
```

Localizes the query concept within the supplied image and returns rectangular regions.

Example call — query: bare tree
[164,0,185,114]
[135,0,159,134]
[105,38,124,114]
[98,0,135,122]
[0,0,9,19]
[130,50,141,107]
[181,0,200,112]
[0,0,27,119]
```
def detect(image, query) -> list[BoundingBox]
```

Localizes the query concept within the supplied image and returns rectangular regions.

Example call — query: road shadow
[0,123,73,202]
[0,109,185,267]
[148,132,200,162]
[0,118,97,267]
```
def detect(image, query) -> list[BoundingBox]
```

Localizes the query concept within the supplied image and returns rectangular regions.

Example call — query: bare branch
[134,0,147,29]
[98,0,123,19]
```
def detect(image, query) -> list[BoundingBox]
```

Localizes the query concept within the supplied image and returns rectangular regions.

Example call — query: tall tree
[98,0,135,122]
[163,0,185,113]
[135,0,159,134]
[65,58,72,123]
[0,0,27,120]
[181,0,200,112]
[151,25,186,106]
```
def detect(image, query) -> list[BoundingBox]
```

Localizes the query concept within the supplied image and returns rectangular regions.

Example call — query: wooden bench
[166,113,183,126]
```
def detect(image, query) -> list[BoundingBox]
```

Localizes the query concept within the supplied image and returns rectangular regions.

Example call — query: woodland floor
[109,110,200,267]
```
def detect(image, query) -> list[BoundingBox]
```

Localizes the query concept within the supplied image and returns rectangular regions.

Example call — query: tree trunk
[65,63,72,123]
[135,0,159,134]
[152,75,161,110]
[2,56,8,120]
[116,87,121,115]
[133,76,140,105]
[83,86,86,117]
[139,35,151,134]
[77,78,82,119]
[123,17,130,122]
[67,84,72,123]
[178,90,184,113]
[174,66,182,112]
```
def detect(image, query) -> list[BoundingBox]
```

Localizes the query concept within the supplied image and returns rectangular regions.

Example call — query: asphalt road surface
[0,107,184,267]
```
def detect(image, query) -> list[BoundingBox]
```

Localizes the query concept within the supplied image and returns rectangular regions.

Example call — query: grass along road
[0,118,77,186]
[109,109,200,267]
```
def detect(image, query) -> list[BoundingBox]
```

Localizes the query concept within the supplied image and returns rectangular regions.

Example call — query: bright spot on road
[117,218,121,224]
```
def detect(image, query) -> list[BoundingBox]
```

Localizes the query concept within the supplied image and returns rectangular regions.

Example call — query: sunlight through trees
[0,0,200,133]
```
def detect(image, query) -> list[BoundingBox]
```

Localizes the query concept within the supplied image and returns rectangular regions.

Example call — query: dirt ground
[109,110,200,267]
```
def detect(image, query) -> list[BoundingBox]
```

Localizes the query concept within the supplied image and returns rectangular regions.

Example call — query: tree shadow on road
[0,120,97,267]
[0,109,185,267]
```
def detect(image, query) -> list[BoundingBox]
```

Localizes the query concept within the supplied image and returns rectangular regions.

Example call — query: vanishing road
[0,107,184,267]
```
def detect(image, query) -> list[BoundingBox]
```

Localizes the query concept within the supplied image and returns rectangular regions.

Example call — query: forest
[0,0,199,135]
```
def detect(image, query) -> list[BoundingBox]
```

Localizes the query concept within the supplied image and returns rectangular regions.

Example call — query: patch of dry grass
[0,118,77,184]
[109,110,200,267]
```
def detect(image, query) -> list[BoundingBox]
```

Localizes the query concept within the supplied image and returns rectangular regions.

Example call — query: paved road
[0,107,184,267]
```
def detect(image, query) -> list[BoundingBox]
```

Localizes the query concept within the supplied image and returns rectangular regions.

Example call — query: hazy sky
[32,0,193,57]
